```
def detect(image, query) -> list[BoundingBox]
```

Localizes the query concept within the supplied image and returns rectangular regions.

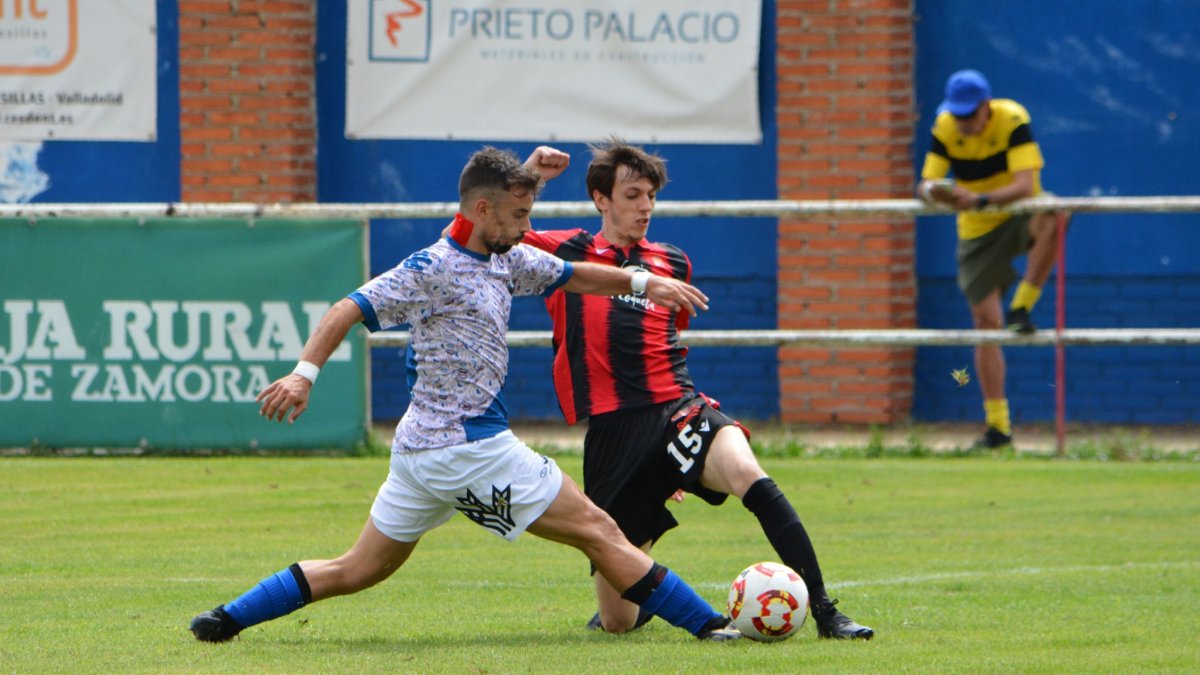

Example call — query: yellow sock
[1010,281,1042,311]
[984,399,1011,436]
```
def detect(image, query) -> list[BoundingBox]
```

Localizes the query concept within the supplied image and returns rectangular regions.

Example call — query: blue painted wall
[316,1,780,424]
[10,1,179,203]
[913,0,1200,424]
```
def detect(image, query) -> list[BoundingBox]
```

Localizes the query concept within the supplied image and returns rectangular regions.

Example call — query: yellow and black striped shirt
[920,98,1045,240]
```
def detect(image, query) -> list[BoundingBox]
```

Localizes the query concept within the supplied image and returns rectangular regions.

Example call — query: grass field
[2,452,1198,673]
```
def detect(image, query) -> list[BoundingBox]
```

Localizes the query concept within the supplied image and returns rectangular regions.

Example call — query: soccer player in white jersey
[189,147,742,643]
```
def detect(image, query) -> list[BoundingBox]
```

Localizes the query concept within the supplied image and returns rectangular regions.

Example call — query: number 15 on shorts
[667,424,702,473]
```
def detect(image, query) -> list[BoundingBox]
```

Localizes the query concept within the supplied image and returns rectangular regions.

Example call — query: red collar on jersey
[594,231,649,253]
[449,213,474,247]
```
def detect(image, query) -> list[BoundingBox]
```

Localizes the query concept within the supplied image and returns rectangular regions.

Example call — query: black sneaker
[585,608,655,632]
[190,606,244,643]
[812,598,874,640]
[1005,307,1036,334]
[696,615,743,642]
[971,426,1013,450]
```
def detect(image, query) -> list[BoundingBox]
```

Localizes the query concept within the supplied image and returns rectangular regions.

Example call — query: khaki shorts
[370,430,563,543]
[956,214,1033,306]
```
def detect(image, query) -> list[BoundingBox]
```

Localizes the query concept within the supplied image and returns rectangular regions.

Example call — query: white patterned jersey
[349,234,571,453]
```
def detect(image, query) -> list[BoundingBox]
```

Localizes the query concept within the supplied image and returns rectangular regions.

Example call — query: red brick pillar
[178,1,316,203]
[776,0,916,424]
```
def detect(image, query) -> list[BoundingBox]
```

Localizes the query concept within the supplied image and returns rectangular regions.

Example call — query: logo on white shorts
[456,484,516,536]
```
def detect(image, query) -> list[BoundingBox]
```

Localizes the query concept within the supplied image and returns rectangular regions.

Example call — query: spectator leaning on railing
[916,69,1070,450]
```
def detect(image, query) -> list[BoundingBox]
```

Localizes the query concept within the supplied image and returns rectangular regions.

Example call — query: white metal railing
[366,328,1200,349]
[3,195,1200,220]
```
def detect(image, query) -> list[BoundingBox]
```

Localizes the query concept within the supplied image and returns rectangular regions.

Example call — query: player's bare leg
[529,474,738,640]
[698,426,767,497]
[190,519,417,642]
[298,518,418,600]
[591,540,653,632]
[528,477,651,587]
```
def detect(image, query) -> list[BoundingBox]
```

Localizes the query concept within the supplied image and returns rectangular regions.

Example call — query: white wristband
[630,271,651,295]
[919,181,934,203]
[292,360,320,384]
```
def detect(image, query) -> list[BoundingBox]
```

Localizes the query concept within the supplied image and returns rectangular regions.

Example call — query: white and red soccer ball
[727,561,809,642]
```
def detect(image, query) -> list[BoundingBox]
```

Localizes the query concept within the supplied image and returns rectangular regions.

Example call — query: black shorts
[583,394,750,550]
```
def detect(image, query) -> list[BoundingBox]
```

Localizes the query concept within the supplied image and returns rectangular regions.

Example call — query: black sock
[742,477,828,599]
[620,562,667,605]
[288,563,313,604]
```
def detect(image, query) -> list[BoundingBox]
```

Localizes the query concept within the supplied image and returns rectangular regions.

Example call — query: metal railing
[3,194,1200,220]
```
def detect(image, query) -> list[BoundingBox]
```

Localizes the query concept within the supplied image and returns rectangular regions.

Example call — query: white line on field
[696,560,1200,591]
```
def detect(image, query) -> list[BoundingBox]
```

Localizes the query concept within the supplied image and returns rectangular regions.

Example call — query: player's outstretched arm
[256,298,364,424]
[562,262,709,317]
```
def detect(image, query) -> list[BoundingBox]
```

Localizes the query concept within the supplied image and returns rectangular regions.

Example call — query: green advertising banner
[0,218,368,450]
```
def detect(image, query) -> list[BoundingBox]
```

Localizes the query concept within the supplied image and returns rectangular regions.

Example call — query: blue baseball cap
[938,70,991,116]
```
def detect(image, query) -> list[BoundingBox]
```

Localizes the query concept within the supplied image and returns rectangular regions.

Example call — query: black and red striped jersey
[522,228,695,425]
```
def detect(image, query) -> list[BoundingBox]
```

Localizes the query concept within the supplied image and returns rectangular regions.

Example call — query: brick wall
[178,1,316,203]
[775,0,916,423]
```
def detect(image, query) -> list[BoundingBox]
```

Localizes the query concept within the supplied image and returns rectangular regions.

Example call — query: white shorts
[369,430,564,543]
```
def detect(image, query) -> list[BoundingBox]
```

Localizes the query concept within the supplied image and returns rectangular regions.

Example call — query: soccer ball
[727,561,808,642]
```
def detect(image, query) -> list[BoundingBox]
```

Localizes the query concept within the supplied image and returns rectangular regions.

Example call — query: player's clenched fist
[523,146,570,182]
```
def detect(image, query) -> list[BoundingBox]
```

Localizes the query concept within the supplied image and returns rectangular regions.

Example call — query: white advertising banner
[346,0,762,144]
[0,0,157,141]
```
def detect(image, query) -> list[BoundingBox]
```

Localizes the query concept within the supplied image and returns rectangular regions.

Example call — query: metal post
[1054,212,1069,457]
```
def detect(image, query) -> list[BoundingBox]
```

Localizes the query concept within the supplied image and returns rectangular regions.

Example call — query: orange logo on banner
[0,0,78,75]
[385,0,424,47]
[370,0,429,62]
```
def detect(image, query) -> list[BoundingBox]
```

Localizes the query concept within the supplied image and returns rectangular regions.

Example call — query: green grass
[2,455,1197,673]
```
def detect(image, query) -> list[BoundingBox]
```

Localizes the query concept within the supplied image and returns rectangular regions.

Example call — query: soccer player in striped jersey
[188,147,742,644]
[917,70,1068,449]
[522,140,873,640]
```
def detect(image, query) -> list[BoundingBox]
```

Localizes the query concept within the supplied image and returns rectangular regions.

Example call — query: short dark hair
[458,147,543,205]
[585,137,668,203]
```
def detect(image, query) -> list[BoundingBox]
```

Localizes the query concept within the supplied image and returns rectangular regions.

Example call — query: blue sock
[223,564,309,629]
[637,570,720,636]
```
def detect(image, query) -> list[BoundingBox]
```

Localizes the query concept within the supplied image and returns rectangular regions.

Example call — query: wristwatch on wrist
[975,194,990,209]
